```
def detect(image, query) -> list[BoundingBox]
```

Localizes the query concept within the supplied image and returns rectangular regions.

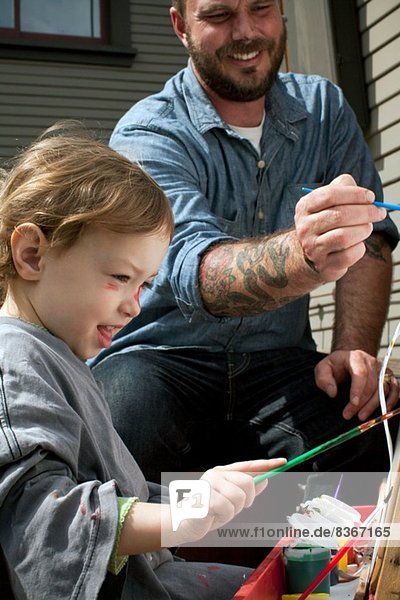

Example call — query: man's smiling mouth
[230,50,260,61]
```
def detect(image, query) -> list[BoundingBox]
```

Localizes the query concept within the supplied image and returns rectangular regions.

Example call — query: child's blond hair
[0,121,174,294]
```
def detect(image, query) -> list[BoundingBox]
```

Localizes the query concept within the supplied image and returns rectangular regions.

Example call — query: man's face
[180,0,286,101]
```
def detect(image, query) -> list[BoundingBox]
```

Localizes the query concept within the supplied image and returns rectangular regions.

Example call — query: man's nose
[231,12,257,40]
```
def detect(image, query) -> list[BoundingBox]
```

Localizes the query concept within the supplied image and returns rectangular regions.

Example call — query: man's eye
[252,4,273,14]
[112,274,129,283]
[203,11,231,23]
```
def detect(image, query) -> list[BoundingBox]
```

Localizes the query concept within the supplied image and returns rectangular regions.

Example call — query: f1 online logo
[169,480,211,531]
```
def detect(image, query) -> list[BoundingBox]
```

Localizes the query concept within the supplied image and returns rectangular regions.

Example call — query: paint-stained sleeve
[0,452,119,599]
[0,330,123,599]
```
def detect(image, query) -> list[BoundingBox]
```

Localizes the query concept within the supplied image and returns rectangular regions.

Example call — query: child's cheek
[105,283,119,291]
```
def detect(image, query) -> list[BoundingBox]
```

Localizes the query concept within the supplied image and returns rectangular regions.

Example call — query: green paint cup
[283,544,331,594]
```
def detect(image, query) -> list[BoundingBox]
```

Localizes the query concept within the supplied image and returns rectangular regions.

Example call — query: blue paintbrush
[302,187,400,211]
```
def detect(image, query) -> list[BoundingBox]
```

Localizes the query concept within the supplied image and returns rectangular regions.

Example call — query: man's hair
[0,121,174,289]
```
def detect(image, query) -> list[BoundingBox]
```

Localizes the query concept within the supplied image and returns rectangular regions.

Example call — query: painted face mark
[105,282,119,291]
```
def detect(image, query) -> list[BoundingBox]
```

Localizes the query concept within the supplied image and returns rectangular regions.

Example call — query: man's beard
[187,26,287,102]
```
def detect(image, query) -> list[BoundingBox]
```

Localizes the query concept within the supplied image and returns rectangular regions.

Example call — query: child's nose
[121,291,141,319]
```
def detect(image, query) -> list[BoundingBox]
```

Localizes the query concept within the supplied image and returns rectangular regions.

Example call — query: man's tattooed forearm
[200,234,301,316]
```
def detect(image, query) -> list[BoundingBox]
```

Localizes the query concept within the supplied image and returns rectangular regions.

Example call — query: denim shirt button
[257,159,266,169]
[258,209,265,220]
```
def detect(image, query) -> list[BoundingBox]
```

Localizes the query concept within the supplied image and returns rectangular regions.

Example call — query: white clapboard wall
[309,0,400,357]
[0,1,189,161]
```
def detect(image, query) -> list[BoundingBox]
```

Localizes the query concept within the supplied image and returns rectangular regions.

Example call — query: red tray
[233,506,375,600]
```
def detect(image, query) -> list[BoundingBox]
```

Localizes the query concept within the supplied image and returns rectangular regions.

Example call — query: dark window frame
[328,0,370,130]
[0,0,136,67]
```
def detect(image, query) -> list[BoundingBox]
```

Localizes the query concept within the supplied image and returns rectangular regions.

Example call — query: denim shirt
[94,63,398,360]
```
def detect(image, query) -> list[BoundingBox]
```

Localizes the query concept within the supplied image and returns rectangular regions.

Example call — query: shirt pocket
[274,183,322,230]
[216,209,243,238]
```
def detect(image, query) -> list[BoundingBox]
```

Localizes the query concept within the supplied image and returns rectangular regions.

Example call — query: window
[1,0,104,41]
[0,0,135,67]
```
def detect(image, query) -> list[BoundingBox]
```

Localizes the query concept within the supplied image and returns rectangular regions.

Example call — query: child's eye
[112,274,129,283]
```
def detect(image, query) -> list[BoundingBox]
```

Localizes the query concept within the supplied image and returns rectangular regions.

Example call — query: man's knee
[92,352,181,432]
[93,353,160,400]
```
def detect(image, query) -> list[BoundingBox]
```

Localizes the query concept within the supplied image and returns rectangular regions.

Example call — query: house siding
[360,0,400,200]
[359,0,400,352]
[310,0,400,355]
[0,0,188,162]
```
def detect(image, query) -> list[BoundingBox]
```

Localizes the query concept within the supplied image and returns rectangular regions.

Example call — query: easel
[368,446,400,597]
[367,357,400,598]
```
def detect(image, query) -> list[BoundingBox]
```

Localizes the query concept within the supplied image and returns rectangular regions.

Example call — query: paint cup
[283,544,331,594]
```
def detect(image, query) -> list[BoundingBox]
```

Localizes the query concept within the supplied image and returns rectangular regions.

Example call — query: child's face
[34,225,169,360]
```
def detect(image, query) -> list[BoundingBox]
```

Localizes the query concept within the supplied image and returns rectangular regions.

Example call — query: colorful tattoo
[200,234,303,316]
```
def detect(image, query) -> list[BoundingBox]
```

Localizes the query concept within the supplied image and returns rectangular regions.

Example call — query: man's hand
[315,350,399,421]
[295,174,387,281]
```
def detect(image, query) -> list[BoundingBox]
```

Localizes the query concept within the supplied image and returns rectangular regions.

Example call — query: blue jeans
[92,347,390,483]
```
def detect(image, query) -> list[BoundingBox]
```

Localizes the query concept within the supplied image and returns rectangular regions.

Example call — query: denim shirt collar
[182,60,308,141]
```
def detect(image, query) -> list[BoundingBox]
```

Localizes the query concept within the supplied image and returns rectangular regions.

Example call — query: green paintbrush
[254,406,400,485]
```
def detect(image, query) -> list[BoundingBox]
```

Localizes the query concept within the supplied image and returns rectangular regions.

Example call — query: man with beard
[91,0,399,484]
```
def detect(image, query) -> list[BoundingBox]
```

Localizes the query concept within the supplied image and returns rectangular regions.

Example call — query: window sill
[0,38,137,67]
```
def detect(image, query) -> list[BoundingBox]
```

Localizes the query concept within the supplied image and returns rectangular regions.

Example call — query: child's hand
[172,458,286,544]
[121,458,287,554]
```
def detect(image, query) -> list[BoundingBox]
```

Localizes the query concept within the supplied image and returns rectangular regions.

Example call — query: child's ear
[11,223,48,281]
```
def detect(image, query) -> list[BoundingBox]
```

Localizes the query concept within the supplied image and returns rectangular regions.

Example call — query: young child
[0,123,285,599]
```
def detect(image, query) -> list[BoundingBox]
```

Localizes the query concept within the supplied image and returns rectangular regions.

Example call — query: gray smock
[0,319,193,599]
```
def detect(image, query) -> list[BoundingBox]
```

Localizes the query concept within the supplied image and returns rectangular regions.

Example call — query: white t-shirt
[228,112,265,154]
